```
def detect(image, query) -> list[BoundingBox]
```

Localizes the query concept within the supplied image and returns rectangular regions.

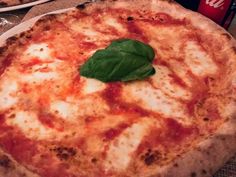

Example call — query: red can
[198,0,233,24]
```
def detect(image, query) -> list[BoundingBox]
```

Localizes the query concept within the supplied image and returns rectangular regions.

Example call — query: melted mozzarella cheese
[22,71,59,83]
[0,78,18,110]
[123,82,186,118]
[105,17,127,33]
[105,118,155,171]
[22,72,58,83]
[151,65,191,100]
[6,110,56,140]
[71,21,100,37]
[82,78,106,95]
[77,95,109,117]
[6,110,78,140]
[184,41,218,76]
[20,61,64,84]
[50,100,78,121]
[24,43,52,60]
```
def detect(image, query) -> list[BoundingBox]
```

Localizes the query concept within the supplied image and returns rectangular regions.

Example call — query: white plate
[0,7,74,46]
[0,0,51,12]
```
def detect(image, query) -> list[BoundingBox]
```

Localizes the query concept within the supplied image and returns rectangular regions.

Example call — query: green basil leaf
[79,39,156,82]
[107,39,155,62]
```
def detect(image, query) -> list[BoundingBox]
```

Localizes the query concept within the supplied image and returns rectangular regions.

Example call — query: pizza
[0,0,236,177]
[0,0,37,7]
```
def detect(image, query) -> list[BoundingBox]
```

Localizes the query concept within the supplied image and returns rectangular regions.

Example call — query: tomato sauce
[103,123,129,141]
[0,54,13,76]
[102,82,150,116]
[169,73,187,88]
[126,21,149,43]
[0,133,38,163]
[164,118,197,143]
[38,113,64,131]
[0,115,38,164]
[137,118,198,153]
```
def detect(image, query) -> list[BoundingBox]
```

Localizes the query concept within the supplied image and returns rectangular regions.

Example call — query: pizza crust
[0,0,236,177]
[0,149,39,177]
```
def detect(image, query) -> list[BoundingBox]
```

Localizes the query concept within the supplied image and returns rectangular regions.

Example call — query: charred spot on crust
[201,169,207,175]
[6,36,18,46]
[0,155,11,168]
[203,117,209,121]
[43,25,51,31]
[0,2,7,7]
[36,14,57,26]
[76,1,92,10]
[77,3,86,10]
[0,47,7,55]
[45,14,57,21]
[232,46,236,54]
[174,163,179,167]
[222,33,232,40]
[19,32,26,38]
[127,16,134,21]
[191,172,197,177]
[26,35,32,39]
[51,146,77,160]
[141,149,162,166]
[91,158,97,163]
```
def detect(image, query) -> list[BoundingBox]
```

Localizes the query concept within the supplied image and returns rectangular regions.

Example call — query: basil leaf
[79,39,156,82]
[107,39,155,62]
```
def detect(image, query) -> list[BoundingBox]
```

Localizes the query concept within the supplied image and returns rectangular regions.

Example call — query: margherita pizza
[0,0,236,177]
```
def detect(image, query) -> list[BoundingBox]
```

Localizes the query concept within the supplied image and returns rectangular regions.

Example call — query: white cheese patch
[25,43,52,60]
[50,100,78,121]
[105,118,154,171]
[20,61,63,84]
[0,78,18,110]
[22,71,58,83]
[123,82,186,118]
[184,41,218,76]
[151,65,191,100]
[59,94,109,118]
[70,19,122,43]
[6,111,56,140]
[82,78,106,95]
[105,17,127,33]
[70,21,100,36]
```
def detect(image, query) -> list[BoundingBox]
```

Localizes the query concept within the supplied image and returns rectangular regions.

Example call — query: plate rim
[0,0,52,13]
[0,7,74,46]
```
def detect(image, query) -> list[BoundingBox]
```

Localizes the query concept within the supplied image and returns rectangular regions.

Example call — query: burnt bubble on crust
[76,3,86,10]
[50,146,77,160]
[0,47,7,55]
[127,16,134,21]
[0,155,11,169]
[6,36,18,46]
[141,149,162,166]
[221,33,232,41]
[191,172,197,177]
[76,1,92,10]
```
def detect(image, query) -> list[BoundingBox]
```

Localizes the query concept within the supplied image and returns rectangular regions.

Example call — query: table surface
[0,1,236,177]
